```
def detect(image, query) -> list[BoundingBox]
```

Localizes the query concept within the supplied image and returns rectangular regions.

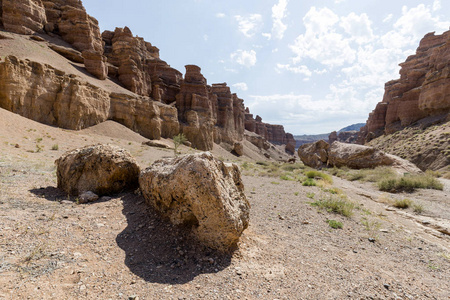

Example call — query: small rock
[79,191,99,204]
[383,284,390,290]
[128,296,139,300]
[278,215,285,220]
[302,221,310,225]
[380,229,389,233]
[368,238,376,243]
[60,200,72,205]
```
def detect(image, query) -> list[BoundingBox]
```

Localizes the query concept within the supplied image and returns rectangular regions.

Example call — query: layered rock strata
[359,30,450,143]
[1,0,47,35]
[0,55,178,140]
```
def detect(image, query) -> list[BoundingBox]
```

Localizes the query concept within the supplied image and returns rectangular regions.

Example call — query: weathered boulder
[56,144,140,196]
[82,50,107,80]
[2,0,47,35]
[328,142,395,169]
[233,142,244,156]
[298,140,330,169]
[139,152,250,251]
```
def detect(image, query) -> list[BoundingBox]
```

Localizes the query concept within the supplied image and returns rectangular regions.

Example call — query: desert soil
[1,108,449,300]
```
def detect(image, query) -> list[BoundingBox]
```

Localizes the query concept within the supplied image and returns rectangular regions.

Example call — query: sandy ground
[0,108,449,299]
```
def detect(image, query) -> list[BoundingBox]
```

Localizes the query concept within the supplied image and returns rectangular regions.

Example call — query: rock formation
[245,111,296,154]
[299,140,421,173]
[82,50,107,80]
[329,130,359,144]
[139,152,250,251]
[1,0,47,35]
[298,140,330,169]
[43,0,103,53]
[0,2,296,155]
[359,30,450,143]
[0,55,179,140]
[56,144,140,196]
[0,55,110,129]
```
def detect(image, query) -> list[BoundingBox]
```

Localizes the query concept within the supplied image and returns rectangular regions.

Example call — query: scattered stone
[30,35,45,42]
[383,284,390,290]
[56,144,140,196]
[233,142,244,156]
[139,152,250,251]
[78,191,99,204]
[60,200,72,205]
[142,140,170,149]
[368,238,376,243]
[49,44,84,63]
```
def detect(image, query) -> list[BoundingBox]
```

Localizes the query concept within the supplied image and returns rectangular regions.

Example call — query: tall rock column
[176,65,217,150]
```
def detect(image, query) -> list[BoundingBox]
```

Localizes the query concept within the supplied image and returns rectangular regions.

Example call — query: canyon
[0,0,295,154]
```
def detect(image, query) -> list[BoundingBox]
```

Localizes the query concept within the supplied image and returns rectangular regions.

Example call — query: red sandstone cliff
[359,29,450,143]
[0,0,295,155]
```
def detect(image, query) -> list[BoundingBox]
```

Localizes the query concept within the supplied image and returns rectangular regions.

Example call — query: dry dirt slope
[1,108,449,299]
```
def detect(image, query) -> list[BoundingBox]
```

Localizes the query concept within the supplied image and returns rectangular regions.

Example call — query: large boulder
[299,141,421,173]
[139,152,250,251]
[56,144,140,196]
[82,50,108,80]
[298,140,329,169]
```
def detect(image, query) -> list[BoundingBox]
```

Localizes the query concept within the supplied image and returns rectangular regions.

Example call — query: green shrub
[413,203,424,214]
[327,219,343,229]
[51,144,59,151]
[392,198,412,209]
[305,170,332,184]
[378,174,443,193]
[173,133,187,156]
[302,178,316,186]
[310,195,355,217]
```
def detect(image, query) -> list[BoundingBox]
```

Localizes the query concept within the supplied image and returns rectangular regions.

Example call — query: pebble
[383,284,390,290]
[368,238,376,243]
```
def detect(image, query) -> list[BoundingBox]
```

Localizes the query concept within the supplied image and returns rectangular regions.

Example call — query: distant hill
[293,123,365,148]
[338,123,365,133]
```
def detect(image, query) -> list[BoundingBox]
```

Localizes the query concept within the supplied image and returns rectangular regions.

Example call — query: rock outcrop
[359,30,450,143]
[82,50,107,80]
[0,55,110,129]
[299,140,421,173]
[0,55,179,139]
[56,144,140,196]
[43,0,103,53]
[139,152,250,251]
[0,3,296,155]
[244,111,295,154]
[1,0,47,35]
[298,140,330,169]
[329,130,359,144]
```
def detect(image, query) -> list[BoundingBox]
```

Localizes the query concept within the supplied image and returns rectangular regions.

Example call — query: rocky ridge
[359,29,450,143]
[0,0,293,155]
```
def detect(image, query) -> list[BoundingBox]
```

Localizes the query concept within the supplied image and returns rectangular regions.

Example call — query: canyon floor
[0,108,449,300]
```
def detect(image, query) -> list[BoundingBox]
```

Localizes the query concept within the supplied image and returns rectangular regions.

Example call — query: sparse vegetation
[51,144,59,150]
[305,170,332,184]
[392,198,412,209]
[173,133,187,156]
[302,178,316,186]
[378,174,443,193]
[413,203,424,214]
[310,194,356,217]
[326,219,343,229]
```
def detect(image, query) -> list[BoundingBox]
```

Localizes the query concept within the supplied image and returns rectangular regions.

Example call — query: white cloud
[215,13,226,18]
[433,0,441,11]
[334,0,346,3]
[383,14,393,23]
[235,14,263,37]
[232,82,248,91]
[262,33,272,40]
[203,34,208,41]
[289,7,356,67]
[276,64,312,77]
[271,0,289,40]
[230,49,257,67]
[340,12,374,44]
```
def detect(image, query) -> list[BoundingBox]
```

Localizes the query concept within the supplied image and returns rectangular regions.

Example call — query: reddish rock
[360,30,450,142]
[49,44,84,63]
[176,65,216,151]
[43,0,103,53]
[82,50,107,80]
[2,0,47,35]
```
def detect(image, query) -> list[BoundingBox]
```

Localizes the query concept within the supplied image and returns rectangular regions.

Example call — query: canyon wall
[0,0,295,154]
[359,30,450,143]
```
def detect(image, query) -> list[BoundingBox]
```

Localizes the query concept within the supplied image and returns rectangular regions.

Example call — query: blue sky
[83,0,450,134]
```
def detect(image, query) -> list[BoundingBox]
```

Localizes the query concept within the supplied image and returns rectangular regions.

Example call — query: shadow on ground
[116,193,233,284]
[29,186,67,202]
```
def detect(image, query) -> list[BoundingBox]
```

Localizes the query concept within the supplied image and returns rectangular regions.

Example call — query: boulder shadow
[116,193,233,284]
[29,186,67,202]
